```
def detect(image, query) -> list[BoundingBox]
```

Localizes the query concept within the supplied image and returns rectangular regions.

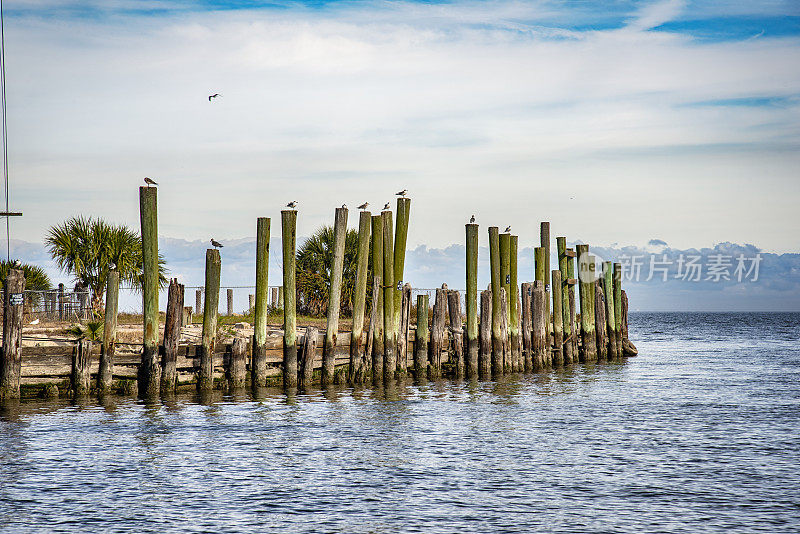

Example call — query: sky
[2,0,800,310]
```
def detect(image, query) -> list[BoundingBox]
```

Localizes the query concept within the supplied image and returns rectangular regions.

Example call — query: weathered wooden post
[278,287,284,308]
[161,278,183,391]
[72,339,91,396]
[271,287,278,308]
[199,249,221,390]
[534,246,547,358]
[253,217,270,387]
[541,222,551,342]
[479,290,492,379]
[398,283,412,376]
[350,211,371,384]
[196,289,202,318]
[551,270,564,366]
[139,185,161,397]
[58,282,64,321]
[0,268,24,399]
[323,206,348,386]
[182,306,191,327]
[300,327,318,389]
[488,227,502,373]
[98,269,119,393]
[393,197,411,349]
[566,248,578,358]
[447,289,464,378]
[228,336,247,389]
[429,284,447,379]
[509,235,520,372]
[381,210,396,381]
[576,244,597,362]
[556,237,573,364]
[370,275,383,384]
[594,278,608,361]
[248,294,254,314]
[226,288,234,316]
[499,232,511,372]
[465,222,479,378]
[498,288,509,374]
[414,294,429,382]
[621,290,633,353]
[613,263,623,359]
[602,262,618,359]
[521,282,532,372]
[282,210,298,388]
[532,280,547,370]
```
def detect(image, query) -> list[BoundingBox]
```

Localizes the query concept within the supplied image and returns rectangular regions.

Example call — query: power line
[1,0,9,262]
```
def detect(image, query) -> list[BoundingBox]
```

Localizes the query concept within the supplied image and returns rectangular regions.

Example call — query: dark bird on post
[357,202,369,210]
[144,177,158,187]
[286,201,298,209]
[208,93,220,101]
[210,238,223,249]
[109,262,117,271]
[341,204,347,209]
[470,215,475,223]
[395,189,407,197]
[382,202,390,210]
[504,225,511,233]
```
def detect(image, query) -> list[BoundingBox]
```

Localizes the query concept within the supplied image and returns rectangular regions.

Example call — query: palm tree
[46,216,167,311]
[0,260,51,291]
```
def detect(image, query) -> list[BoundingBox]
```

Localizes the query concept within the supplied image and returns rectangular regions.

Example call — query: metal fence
[18,288,92,322]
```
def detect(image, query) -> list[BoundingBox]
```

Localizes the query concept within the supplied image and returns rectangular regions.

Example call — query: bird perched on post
[109,262,117,271]
[470,215,475,223]
[382,202,390,210]
[504,226,511,233]
[395,189,408,197]
[286,201,298,209]
[208,93,220,101]
[357,202,369,210]
[341,204,347,209]
[144,177,158,187]
[210,238,223,249]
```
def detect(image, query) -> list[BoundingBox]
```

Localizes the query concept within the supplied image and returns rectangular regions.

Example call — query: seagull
[395,189,408,197]
[109,262,117,271]
[341,203,347,209]
[357,202,369,210]
[286,201,298,209]
[12,259,21,268]
[29,318,40,325]
[210,238,223,249]
[470,215,475,223]
[144,177,158,187]
[504,225,511,233]
[382,202,390,210]
[208,93,220,101]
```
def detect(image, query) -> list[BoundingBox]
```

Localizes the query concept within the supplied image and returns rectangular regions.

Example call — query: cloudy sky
[2,0,800,309]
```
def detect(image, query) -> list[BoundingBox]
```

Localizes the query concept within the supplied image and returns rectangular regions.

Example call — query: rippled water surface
[2,313,799,533]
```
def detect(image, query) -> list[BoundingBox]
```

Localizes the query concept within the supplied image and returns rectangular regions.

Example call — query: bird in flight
[504,226,511,233]
[208,93,220,101]
[396,189,408,197]
[357,202,369,210]
[382,202,390,210]
[286,201,298,209]
[210,238,223,249]
[470,215,475,223]
[144,177,158,187]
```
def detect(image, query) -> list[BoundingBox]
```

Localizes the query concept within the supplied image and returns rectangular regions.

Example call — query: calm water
[1,313,799,533]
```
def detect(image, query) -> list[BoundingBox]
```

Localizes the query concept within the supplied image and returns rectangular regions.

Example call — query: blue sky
[3,0,800,309]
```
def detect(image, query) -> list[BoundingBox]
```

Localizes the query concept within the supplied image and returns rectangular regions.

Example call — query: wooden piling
[603,262,618,359]
[98,269,119,393]
[371,215,384,377]
[479,290,492,379]
[248,294,254,314]
[271,287,278,308]
[381,210,396,381]
[196,289,202,318]
[323,206,348,386]
[139,186,160,397]
[551,270,564,366]
[566,248,578,359]
[576,244,597,362]
[521,282,532,372]
[0,268,24,399]
[281,210,298,388]
[429,284,447,380]
[499,232,511,373]
[278,287,284,308]
[398,283,412,376]
[161,278,183,391]
[540,222,551,343]
[613,263,623,359]
[72,339,91,396]
[228,336,247,389]
[414,294,429,381]
[499,288,510,374]
[199,249,221,390]
[58,283,64,321]
[465,223,479,378]
[393,197,411,345]
[509,235,520,372]
[253,217,270,387]
[488,227,503,371]
[227,288,234,316]
[300,327,318,389]
[621,289,630,342]
[594,279,608,361]
[447,289,464,378]
[556,237,573,364]
[350,211,371,384]
[532,280,547,370]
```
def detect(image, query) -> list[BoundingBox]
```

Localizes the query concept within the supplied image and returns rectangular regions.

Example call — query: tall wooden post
[567,248,578,359]
[540,222,551,343]
[350,211,371,384]
[465,223,479,378]
[498,288,509,375]
[488,227,502,372]
[253,217,270,387]
[271,287,278,307]
[98,269,119,393]
[370,214,384,382]
[227,288,234,316]
[603,261,618,359]
[532,280,547,370]
[613,263,623,359]
[196,289,202,318]
[0,269,24,399]
[58,282,64,321]
[479,290,492,379]
[248,294,254,314]
[282,210,298,388]
[576,244,597,362]
[139,186,160,397]
[199,249,221,390]
[381,210,395,381]
[429,284,447,380]
[447,289,464,377]
[414,294,429,382]
[594,278,608,361]
[509,235,520,372]
[323,206,348,385]
[161,278,183,391]
[499,232,511,372]
[534,246,547,359]
[521,282,532,372]
[556,237,573,364]
[393,197,411,345]
[398,283,412,376]
[551,270,564,366]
